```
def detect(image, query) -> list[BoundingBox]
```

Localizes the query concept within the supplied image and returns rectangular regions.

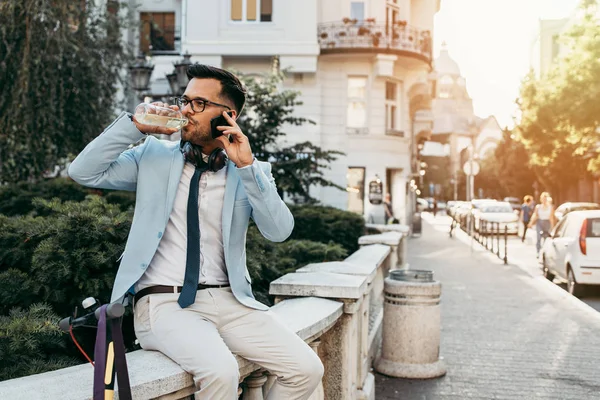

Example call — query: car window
[552,218,568,238]
[588,218,600,238]
[481,205,513,213]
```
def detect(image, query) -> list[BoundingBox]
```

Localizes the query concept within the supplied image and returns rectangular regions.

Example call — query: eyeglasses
[174,96,231,113]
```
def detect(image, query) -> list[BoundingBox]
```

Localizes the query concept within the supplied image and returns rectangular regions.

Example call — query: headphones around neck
[180,141,228,172]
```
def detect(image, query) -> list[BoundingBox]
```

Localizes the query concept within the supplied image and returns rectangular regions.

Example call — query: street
[376,215,600,399]
[424,212,600,313]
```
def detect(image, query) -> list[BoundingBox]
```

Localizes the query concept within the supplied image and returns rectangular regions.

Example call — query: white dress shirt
[136,156,229,290]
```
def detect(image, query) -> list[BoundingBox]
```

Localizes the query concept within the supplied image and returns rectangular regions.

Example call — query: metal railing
[317,22,433,63]
[449,213,508,264]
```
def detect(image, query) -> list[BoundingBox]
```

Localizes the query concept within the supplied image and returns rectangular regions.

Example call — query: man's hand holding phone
[213,111,254,168]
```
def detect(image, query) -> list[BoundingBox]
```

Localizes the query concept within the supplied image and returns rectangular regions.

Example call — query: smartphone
[211,111,234,139]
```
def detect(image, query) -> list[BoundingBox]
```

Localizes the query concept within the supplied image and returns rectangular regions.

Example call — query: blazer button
[141,263,147,269]
[157,232,163,239]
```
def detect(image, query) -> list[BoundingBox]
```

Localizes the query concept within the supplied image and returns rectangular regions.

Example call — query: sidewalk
[375,217,600,399]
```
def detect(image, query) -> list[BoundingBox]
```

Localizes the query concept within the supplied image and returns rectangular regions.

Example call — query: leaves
[0,0,133,184]
[515,1,600,192]
[236,70,345,202]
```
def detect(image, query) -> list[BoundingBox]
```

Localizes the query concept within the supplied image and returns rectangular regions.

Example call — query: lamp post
[173,52,192,95]
[128,52,154,101]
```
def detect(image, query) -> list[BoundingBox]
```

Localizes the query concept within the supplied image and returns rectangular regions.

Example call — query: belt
[134,283,230,305]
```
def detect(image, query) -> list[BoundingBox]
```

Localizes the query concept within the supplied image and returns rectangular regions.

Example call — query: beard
[181,121,211,145]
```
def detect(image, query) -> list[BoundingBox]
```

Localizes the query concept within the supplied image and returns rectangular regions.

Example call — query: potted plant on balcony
[358,26,371,36]
[397,20,407,29]
[365,18,376,24]
[372,31,382,47]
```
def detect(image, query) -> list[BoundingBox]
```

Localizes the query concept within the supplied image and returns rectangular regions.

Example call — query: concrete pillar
[307,340,325,400]
[243,370,267,400]
[375,270,446,378]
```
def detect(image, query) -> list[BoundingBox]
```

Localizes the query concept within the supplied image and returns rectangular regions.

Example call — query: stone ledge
[345,244,391,270]
[296,261,378,284]
[365,223,410,235]
[358,231,403,246]
[0,298,344,400]
[270,272,368,300]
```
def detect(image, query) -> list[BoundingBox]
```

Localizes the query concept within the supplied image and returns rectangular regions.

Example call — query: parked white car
[473,201,519,234]
[541,210,600,297]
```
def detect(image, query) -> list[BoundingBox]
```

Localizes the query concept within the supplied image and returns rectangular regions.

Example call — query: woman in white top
[528,192,557,255]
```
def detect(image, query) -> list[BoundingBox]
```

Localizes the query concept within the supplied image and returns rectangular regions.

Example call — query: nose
[180,102,194,117]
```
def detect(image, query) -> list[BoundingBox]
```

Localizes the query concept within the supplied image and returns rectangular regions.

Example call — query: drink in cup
[134,103,188,130]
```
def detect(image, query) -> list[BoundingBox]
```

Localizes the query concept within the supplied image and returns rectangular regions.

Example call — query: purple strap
[93,305,108,400]
[93,304,132,400]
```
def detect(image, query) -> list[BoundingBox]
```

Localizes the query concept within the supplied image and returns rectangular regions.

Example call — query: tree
[515,0,600,196]
[236,71,344,202]
[0,0,132,183]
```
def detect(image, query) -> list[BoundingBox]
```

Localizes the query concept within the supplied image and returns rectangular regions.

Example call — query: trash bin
[412,212,422,236]
[375,269,446,379]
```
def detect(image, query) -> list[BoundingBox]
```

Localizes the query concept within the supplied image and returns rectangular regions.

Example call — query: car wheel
[542,255,555,281]
[567,268,585,297]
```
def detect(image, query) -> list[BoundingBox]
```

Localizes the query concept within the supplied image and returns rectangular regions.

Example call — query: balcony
[317,21,432,64]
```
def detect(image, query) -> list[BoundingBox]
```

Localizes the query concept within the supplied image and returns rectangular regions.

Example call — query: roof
[434,45,461,76]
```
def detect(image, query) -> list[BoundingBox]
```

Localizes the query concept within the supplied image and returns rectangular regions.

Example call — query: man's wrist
[236,157,255,168]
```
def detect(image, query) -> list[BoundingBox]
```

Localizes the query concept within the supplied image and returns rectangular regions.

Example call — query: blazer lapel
[222,160,239,250]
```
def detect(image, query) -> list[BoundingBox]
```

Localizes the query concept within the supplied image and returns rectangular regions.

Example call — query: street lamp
[174,52,192,94]
[128,52,154,97]
[167,72,180,96]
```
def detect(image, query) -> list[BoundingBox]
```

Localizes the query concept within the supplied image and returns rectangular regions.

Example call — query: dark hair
[186,64,246,113]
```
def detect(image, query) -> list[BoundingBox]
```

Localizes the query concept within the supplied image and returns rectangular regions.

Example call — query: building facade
[421,44,502,200]
[128,0,441,224]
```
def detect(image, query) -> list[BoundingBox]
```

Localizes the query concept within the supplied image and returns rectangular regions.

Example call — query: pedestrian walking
[519,195,534,242]
[68,64,323,399]
[384,193,399,224]
[528,192,557,257]
[433,198,438,218]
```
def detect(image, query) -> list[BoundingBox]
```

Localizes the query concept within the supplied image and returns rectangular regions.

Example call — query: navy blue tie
[178,164,209,308]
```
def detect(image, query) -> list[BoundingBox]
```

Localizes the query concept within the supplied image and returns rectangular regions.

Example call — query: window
[347,77,367,128]
[350,2,365,22]
[386,1,399,31]
[231,0,272,22]
[385,81,400,131]
[140,12,175,53]
[347,167,366,214]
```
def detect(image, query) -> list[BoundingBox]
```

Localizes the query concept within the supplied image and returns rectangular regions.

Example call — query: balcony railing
[317,22,432,64]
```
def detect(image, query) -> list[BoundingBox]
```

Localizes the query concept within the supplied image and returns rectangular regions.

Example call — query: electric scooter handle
[58,303,125,332]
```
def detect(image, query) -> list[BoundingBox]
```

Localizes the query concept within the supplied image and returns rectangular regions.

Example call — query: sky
[433,0,581,128]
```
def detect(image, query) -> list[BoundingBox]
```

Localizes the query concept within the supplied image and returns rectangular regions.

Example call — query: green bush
[0,178,89,216]
[289,204,366,253]
[0,303,79,381]
[0,177,136,216]
[246,225,347,305]
[0,198,361,381]
[0,196,130,317]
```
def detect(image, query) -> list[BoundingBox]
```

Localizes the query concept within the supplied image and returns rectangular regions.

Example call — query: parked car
[541,210,600,297]
[503,197,521,213]
[472,201,519,234]
[554,202,600,221]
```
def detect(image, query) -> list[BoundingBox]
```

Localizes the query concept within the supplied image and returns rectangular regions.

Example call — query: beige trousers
[133,287,324,399]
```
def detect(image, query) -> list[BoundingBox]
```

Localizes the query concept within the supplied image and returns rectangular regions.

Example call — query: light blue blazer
[68,112,294,310]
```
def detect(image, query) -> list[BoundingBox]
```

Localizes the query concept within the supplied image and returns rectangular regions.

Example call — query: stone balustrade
[0,226,409,400]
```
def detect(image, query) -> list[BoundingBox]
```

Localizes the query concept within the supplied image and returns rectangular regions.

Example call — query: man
[68,64,323,399]
[519,195,533,243]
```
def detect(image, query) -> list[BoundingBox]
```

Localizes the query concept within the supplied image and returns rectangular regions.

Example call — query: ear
[229,110,237,120]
